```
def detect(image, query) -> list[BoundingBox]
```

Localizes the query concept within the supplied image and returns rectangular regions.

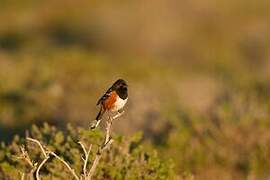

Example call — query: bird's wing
[96,87,113,105]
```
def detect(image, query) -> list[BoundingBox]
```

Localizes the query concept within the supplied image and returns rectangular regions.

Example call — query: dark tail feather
[95,108,103,121]
[91,108,105,129]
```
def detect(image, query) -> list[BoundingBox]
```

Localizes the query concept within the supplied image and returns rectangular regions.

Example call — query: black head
[112,79,128,89]
[112,79,128,99]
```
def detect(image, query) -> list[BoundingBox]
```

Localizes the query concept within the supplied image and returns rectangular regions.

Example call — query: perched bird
[91,79,128,129]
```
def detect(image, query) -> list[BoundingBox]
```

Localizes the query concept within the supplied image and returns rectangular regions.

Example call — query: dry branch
[18,146,37,180]
[27,138,47,157]
[87,139,113,180]
[27,138,50,180]
[78,141,92,179]
[35,156,49,180]
[26,137,80,180]
[87,115,115,180]
[49,152,80,180]
[19,146,36,168]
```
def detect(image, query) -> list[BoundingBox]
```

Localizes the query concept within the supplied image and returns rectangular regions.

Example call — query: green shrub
[0,123,175,180]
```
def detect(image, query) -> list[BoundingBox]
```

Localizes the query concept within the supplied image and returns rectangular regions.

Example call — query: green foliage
[0,123,174,179]
[162,91,270,179]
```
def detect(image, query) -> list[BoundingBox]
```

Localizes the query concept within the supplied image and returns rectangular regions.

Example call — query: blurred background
[1,0,270,179]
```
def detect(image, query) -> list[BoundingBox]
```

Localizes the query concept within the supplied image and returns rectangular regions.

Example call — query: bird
[91,79,128,129]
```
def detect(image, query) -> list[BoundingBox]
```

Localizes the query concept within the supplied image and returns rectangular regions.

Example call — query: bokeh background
[1,0,270,179]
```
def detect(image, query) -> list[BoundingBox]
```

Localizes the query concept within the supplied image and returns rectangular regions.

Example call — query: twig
[27,138,80,180]
[87,113,116,180]
[78,141,87,157]
[50,152,80,180]
[78,142,92,179]
[18,146,37,179]
[87,139,113,180]
[104,116,113,145]
[27,138,47,158]
[26,138,50,180]
[35,156,50,180]
[19,146,35,168]
[20,172,25,180]
[112,111,125,120]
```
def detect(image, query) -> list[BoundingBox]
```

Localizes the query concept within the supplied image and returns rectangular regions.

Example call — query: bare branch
[50,152,80,180]
[26,137,80,180]
[95,120,101,129]
[78,141,92,179]
[104,116,113,145]
[27,138,47,158]
[112,111,125,120]
[26,138,50,180]
[87,113,118,180]
[17,146,37,179]
[36,156,50,180]
[102,138,114,151]
[87,139,113,180]
[78,141,87,157]
[20,172,25,180]
[19,146,35,168]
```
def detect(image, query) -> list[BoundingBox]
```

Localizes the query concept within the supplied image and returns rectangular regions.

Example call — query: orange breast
[103,91,117,110]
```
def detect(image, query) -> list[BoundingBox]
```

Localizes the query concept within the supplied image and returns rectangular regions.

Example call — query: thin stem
[36,156,50,180]
[27,138,47,158]
[87,139,113,180]
[78,141,87,156]
[104,116,113,145]
[19,146,35,168]
[20,172,25,180]
[112,111,125,120]
[78,141,92,179]
[87,113,117,180]
[50,152,80,180]
[26,138,49,180]
[26,137,80,180]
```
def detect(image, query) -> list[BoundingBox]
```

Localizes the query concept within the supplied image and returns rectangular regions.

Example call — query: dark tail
[95,108,104,121]
[91,108,105,129]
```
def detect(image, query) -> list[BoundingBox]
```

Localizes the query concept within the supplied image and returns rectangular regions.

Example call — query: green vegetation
[0,123,174,179]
